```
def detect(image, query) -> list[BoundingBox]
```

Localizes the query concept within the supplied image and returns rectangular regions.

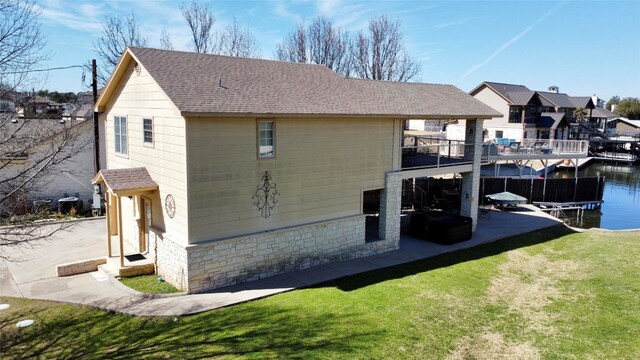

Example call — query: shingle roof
[124,47,501,119]
[93,167,158,193]
[537,91,575,109]
[538,112,566,129]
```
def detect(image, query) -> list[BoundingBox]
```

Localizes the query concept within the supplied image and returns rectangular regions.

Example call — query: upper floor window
[143,118,153,145]
[508,107,521,123]
[114,116,128,155]
[258,120,274,158]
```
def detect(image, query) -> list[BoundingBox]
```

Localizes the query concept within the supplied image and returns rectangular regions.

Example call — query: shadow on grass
[327,225,577,292]
[0,298,382,359]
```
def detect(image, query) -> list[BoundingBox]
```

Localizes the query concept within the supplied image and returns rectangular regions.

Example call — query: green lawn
[119,275,180,294]
[1,226,638,359]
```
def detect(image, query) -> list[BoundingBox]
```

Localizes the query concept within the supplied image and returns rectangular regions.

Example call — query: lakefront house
[92,47,500,292]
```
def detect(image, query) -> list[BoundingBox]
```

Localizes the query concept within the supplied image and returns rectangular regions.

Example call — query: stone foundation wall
[185,215,397,293]
[149,229,189,291]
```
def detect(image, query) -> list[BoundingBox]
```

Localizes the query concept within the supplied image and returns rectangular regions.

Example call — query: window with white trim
[114,116,128,155]
[258,120,274,158]
[143,118,153,144]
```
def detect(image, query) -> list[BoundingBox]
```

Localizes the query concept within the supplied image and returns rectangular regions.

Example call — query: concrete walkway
[0,206,563,316]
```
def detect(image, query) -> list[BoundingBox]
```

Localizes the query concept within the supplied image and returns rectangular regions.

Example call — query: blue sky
[35,0,639,101]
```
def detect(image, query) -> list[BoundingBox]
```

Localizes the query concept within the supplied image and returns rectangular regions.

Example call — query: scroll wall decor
[252,171,280,218]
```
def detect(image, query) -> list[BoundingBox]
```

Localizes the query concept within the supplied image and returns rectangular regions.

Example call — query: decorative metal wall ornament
[165,194,176,219]
[252,171,280,218]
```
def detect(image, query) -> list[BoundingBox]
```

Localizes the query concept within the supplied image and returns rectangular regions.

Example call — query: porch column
[460,119,483,231]
[117,195,124,268]
[105,192,112,257]
[379,172,402,245]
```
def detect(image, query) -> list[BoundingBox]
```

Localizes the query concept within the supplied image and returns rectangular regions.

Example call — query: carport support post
[460,119,483,231]
[379,172,402,245]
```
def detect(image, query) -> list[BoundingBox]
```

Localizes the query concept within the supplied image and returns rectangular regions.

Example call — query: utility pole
[92,59,100,173]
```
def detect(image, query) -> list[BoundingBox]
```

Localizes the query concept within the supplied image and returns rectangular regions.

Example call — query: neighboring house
[449,82,547,142]
[453,82,599,142]
[0,118,95,214]
[607,118,640,137]
[16,95,63,119]
[93,47,500,292]
[0,91,16,114]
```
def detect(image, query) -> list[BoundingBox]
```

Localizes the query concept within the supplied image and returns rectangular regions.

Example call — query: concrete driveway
[1,207,564,316]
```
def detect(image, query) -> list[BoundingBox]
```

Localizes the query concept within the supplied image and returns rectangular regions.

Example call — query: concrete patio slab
[1,206,565,316]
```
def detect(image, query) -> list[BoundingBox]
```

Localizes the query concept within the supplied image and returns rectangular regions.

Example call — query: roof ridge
[127,46,337,71]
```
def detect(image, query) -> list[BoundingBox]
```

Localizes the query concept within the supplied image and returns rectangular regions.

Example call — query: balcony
[486,139,589,160]
[401,136,478,170]
[401,136,589,170]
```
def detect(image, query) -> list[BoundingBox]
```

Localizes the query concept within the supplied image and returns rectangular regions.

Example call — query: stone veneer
[184,215,397,293]
[149,229,189,290]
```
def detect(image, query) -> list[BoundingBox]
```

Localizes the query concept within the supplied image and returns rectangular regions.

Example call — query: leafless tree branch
[219,17,260,58]
[180,1,217,54]
[93,11,147,85]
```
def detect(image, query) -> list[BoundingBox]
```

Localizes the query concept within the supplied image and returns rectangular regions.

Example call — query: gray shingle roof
[93,167,158,193]
[127,47,501,119]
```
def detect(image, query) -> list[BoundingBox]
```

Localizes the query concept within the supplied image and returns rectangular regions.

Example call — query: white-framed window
[114,116,128,155]
[258,120,275,158]
[143,118,153,145]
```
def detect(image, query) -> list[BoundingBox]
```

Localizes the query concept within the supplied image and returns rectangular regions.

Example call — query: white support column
[105,192,112,257]
[117,195,124,268]
[379,172,402,244]
[460,119,484,231]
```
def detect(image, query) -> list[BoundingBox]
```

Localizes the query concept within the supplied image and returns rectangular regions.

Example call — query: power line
[3,64,85,74]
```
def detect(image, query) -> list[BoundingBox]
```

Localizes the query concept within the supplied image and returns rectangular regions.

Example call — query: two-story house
[92,47,500,293]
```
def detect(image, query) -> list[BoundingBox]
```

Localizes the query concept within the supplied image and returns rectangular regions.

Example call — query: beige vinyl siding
[101,60,189,246]
[472,87,513,128]
[187,117,394,243]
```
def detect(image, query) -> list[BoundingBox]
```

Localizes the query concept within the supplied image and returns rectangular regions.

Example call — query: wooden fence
[479,177,605,204]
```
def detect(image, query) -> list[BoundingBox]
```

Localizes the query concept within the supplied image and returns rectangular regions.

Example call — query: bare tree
[274,23,307,63]
[350,15,421,81]
[93,12,147,84]
[180,1,217,54]
[160,26,174,50]
[1,0,88,257]
[274,17,350,76]
[219,17,260,58]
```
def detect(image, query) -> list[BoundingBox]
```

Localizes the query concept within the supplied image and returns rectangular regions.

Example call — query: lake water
[550,162,640,230]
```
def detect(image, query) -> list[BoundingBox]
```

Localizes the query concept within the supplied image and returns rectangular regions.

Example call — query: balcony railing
[401,136,590,170]
[488,139,589,158]
[401,136,479,170]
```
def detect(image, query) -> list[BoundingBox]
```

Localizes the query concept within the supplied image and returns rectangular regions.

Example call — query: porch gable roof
[92,167,158,195]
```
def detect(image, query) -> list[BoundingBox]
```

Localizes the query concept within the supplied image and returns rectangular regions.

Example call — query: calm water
[550,162,640,229]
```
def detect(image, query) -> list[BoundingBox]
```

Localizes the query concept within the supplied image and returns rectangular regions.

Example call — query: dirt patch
[446,330,540,360]
[487,250,581,333]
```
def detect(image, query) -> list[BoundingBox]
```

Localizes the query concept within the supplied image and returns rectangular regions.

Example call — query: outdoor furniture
[411,211,472,244]
[485,192,528,210]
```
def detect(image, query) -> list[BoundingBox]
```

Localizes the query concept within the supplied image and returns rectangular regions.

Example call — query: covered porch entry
[92,167,158,276]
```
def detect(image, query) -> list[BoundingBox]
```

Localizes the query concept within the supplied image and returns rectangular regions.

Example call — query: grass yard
[1,226,638,359]
[119,275,180,294]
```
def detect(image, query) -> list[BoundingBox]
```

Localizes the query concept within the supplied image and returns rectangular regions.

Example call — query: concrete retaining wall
[57,257,106,277]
